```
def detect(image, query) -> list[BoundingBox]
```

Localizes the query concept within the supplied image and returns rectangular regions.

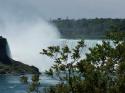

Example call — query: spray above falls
[4,20,60,72]
[0,0,60,71]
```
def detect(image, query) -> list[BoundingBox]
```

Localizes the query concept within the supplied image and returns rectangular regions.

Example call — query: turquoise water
[0,75,59,93]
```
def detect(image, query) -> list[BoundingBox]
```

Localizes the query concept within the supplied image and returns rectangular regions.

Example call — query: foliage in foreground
[41,33,125,93]
[21,29,125,93]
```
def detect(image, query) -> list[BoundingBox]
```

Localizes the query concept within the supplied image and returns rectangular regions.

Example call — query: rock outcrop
[0,36,39,74]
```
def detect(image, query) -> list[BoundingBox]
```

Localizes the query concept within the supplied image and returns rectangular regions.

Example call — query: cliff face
[0,36,12,64]
[0,36,39,74]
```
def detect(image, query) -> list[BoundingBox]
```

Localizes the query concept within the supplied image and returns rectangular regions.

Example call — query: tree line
[52,18,125,39]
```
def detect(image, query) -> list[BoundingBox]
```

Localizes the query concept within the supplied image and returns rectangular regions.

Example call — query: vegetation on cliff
[0,61,39,74]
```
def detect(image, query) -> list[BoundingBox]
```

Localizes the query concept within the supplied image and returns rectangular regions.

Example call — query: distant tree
[53,18,125,39]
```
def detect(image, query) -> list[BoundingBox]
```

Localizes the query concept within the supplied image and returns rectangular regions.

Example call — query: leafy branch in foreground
[41,35,125,93]
[21,35,125,93]
[41,40,85,93]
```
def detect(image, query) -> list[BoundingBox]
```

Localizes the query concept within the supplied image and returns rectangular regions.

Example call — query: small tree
[20,74,40,93]
[41,40,85,93]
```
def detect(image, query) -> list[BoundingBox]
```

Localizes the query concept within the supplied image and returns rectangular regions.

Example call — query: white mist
[5,20,60,71]
[0,0,60,72]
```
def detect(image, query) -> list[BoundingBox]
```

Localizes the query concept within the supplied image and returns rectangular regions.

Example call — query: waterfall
[40,39,103,71]
[46,39,103,55]
[6,40,11,58]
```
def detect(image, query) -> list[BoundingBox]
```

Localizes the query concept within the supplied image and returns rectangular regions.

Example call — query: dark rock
[0,36,12,64]
[0,36,40,74]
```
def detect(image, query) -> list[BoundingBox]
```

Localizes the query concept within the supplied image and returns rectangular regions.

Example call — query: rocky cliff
[0,36,39,74]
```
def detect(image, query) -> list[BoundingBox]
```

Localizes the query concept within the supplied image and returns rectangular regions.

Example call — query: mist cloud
[0,0,60,71]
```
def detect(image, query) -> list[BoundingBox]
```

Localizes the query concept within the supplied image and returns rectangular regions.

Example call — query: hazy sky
[0,0,125,20]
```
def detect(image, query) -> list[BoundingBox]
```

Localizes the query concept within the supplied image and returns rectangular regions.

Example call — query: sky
[0,0,125,20]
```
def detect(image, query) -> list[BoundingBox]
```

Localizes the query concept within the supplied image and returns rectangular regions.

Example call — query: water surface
[0,74,59,93]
